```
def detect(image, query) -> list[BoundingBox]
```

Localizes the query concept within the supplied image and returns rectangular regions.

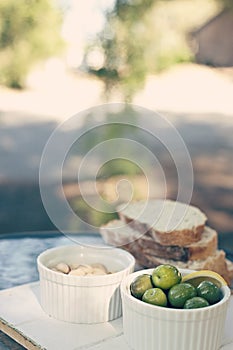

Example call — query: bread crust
[148,224,205,246]
[187,228,217,260]
[100,221,217,262]
[226,259,233,281]
[100,199,232,286]
[139,227,217,261]
[132,249,231,286]
[118,199,207,246]
[134,249,224,269]
[118,212,205,246]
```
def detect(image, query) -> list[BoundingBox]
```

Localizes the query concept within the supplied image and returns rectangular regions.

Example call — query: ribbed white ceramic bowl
[121,268,231,350]
[37,244,135,324]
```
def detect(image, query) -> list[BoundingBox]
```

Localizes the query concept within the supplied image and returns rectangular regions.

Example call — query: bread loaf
[117,199,207,246]
[133,249,231,285]
[226,259,233,283]
[100,199,233,286]
[100,220,217,262]
[100,220,141,246]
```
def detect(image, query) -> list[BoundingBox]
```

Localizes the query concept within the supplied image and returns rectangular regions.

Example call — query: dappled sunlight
[0,62,104,124]
[134,64,233,118]
[63,174,164,203]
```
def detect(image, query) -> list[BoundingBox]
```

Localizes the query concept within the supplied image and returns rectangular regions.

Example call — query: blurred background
[0,0,233,247]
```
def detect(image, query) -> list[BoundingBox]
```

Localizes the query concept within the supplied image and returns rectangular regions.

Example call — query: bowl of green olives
[120,265,231,350]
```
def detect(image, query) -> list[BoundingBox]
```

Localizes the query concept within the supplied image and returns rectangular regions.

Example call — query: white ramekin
[120,268,231,350]
[37,244,135,324]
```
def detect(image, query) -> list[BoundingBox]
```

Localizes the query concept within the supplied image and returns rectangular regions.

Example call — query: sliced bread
[138,226,217,261]
[226,259,233,284]
[100,220,217,262]
[118,199,207,246]
[100,220,141,246]
[132,249,231,286]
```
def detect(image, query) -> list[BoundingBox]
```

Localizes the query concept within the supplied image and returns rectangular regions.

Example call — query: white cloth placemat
[0,282,232,350]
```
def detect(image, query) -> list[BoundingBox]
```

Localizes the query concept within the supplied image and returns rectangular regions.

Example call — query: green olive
[168,283,197,308]
[196,280,222,305]
[130,274,153,299]
[184,297,209,309]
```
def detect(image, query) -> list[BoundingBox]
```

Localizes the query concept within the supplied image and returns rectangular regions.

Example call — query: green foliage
[216,0,233,9]
[97,159,142,178]
[69,106,143,179]
[0,0,64,88]
[85,0,223,102]
[70,196,118,229]
[85,0,194,102]
[86,0,156,102]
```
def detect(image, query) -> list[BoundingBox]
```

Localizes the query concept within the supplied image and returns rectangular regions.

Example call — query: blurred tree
[218,0,233,8]
[84,0,228,102]
[0,0,64,88]
[85,0,156,102]
[84,0,194,102]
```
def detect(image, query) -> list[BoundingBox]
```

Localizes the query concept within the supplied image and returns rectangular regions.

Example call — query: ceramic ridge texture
[120,268,231,350]
[37,244,135,324]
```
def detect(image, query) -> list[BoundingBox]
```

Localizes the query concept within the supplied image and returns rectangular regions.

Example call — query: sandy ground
[135,64,233,119]
[0,62,233,124]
